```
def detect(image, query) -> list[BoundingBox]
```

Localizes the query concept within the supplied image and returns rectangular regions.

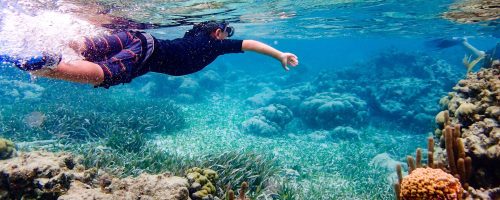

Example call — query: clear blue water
[0,0,499,199]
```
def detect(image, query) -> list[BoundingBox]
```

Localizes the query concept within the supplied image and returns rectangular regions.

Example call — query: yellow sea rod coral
[400,168,462,200]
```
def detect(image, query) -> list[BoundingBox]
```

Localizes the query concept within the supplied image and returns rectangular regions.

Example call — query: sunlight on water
[0,6,106,60]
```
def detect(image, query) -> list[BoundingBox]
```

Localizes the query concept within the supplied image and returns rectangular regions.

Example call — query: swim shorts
[82,31,151,88]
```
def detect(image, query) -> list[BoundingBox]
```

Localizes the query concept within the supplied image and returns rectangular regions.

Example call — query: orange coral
[400,168,462,200]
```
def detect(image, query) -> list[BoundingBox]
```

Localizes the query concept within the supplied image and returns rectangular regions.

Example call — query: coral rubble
[0,151,190,200]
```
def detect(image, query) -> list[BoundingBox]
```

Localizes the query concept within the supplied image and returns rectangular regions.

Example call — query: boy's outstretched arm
[242,40,299,71]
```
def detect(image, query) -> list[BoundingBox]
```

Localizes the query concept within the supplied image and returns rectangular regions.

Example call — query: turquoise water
[0,0,499,199]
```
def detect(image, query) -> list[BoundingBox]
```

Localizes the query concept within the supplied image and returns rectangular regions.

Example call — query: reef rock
[0,151,190,200]
[435,64,500,188]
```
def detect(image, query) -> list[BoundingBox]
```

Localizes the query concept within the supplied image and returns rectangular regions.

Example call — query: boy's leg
[31,31,142,88]
[31,60,104,86]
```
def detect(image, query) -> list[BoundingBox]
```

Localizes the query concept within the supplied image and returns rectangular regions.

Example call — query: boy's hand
[279,53,299,71]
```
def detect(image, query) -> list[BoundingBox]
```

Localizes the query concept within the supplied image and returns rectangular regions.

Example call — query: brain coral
[400,168,462,200]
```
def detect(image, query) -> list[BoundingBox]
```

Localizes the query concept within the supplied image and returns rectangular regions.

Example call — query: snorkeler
[428,37,499,73]
[4,21,299,88]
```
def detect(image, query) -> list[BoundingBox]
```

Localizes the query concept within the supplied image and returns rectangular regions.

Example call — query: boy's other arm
[242,40,299,71]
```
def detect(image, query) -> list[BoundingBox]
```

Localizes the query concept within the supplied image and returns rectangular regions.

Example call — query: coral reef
[185,167,218,200]
[399,168,462,200]
[0,150,190,200]
[443,0,500,24]
[435,64,499,188]
[395,63,499,199]
[245,50,460,131]
[0,138,15,159]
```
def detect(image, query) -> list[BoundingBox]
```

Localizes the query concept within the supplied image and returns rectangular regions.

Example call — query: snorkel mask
[219,21,234,37]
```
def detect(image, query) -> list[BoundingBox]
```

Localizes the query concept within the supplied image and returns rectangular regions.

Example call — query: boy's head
[184,20,234,39]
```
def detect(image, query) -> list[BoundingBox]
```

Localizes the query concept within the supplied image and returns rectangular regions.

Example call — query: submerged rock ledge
[0,151,190,200]
[443,0,500,24]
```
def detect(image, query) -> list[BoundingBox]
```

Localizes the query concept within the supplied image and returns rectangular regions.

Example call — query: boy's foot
[16,52,62,71]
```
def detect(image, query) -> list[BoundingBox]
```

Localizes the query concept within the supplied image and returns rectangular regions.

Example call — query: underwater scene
[0,0,499,199]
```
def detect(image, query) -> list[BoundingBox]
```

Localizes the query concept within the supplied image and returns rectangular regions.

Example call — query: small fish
[24,111,46,128]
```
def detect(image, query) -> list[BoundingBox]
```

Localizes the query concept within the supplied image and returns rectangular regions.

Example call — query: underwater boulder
[241,116,281,136]
[250,104,293,128]
[298,92,368,129]
[242,104,294,136]
[329,126,361,140]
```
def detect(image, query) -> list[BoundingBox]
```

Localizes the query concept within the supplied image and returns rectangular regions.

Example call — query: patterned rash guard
[146,34,244,76]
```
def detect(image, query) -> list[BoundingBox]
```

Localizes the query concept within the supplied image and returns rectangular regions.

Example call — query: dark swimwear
[83,31,243,88]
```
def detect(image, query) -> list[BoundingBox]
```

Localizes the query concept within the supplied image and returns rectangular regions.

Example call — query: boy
[10,21,299,88]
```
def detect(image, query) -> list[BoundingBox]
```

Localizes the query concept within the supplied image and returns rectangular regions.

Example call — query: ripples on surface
[1,0,497,40]
[70,0,498,38]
